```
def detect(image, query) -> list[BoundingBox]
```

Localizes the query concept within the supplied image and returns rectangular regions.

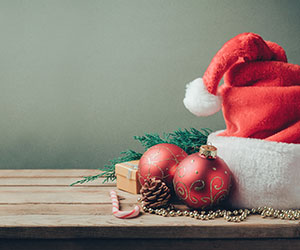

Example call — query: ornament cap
[199,145,217,159]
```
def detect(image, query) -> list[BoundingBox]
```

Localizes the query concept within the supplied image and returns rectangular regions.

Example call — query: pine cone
[140,178,171,209]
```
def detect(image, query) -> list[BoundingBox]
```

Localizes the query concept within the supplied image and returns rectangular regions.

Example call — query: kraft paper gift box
[115,160,141,194]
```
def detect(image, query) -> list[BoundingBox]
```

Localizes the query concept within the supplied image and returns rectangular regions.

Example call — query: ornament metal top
[199,145,217,159]
[173,144,232,210]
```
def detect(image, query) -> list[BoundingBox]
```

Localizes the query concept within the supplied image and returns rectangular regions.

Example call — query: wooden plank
[0,214,299,239]
[0,186,137,204]
[0,204,131,215]
[0,169,299,244]
[0,177,114,186]
[0,169,104,178]
[0,213,298,228]
[0,204,187,216]
[0,239,300,250]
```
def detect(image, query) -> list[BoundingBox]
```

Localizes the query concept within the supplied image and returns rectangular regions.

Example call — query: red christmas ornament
[138,143,187,187]
[173,145,232,209]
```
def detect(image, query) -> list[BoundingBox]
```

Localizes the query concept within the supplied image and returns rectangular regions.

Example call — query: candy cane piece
[110,190,140,219]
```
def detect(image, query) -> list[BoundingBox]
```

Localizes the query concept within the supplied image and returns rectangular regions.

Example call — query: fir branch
[134,128,212,155]
[70,150,142,186]
[70,128,211,185]
[133,133,168,150]
[69,172,105,186]
[168,128,212,154]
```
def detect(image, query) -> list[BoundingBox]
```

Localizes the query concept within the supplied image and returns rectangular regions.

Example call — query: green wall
[0,0,299,169]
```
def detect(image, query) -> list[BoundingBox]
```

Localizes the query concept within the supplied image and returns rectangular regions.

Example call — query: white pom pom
[183,78,222,116]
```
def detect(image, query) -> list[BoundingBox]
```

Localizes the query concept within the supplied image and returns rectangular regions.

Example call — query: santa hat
[183,33,300,209]
[184,32,300,143]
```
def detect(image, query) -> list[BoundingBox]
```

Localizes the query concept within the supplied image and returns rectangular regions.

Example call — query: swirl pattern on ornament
[200,176,229,206]
[176,165,186,178]
[146,149,165,179]
[188,179,205,204]
[144,145,186,180]
[174,181,188,200]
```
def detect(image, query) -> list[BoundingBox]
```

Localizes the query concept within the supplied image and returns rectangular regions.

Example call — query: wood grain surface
[0,169,299,250]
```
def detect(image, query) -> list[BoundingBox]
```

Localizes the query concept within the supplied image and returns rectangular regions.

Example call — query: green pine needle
[168,128,212,154]
[134,128,212,155]
[133,133,168,149]
[70,150,142,186]
[70,128,211,186]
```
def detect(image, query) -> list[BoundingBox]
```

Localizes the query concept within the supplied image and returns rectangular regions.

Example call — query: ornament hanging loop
[199,145,217,159]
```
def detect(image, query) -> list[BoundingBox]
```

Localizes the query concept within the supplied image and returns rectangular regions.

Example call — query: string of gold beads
[139,203,300,223]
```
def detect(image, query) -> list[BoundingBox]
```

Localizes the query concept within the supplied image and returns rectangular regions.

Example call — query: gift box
[115,160,141,194]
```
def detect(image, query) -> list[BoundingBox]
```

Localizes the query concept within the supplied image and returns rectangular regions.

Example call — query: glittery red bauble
[173,150,232,209]
[138,143,188,187]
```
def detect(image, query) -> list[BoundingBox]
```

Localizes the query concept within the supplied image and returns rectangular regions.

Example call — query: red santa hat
[184,32,300,143]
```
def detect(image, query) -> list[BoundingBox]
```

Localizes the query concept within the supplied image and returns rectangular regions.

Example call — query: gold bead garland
[138,200,300,223]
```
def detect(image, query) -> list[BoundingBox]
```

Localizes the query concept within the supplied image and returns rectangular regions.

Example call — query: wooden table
[0,169,299,250]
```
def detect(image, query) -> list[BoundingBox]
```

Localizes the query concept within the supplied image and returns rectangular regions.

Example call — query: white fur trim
[208,131,300,209]
[183,78,222,116]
